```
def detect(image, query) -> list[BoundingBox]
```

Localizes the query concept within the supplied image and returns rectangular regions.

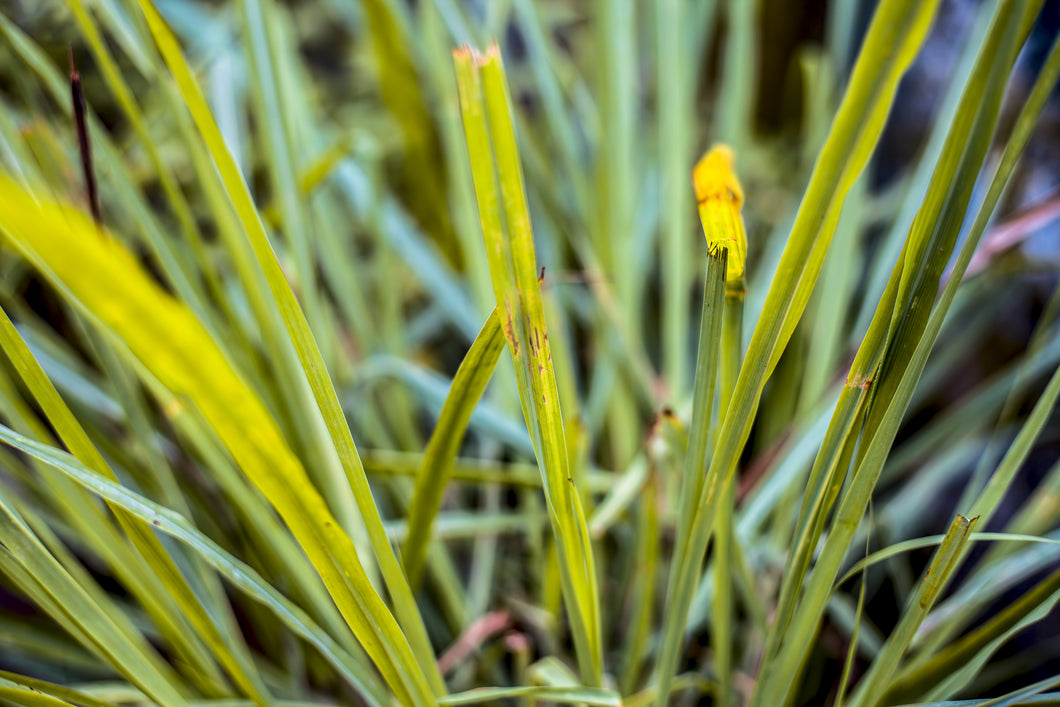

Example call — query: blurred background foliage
[0,0,1059,705]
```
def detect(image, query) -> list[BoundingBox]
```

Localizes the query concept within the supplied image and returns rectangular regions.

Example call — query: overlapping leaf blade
[453,45,603,687]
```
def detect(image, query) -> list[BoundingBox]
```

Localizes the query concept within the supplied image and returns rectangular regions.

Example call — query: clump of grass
[0,1,1058,706]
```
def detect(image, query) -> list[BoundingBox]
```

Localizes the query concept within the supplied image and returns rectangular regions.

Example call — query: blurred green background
[1,0,1059,704]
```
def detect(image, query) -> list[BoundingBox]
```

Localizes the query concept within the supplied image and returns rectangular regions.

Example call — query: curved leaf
[0,176,431,705]
[403,308,505,587]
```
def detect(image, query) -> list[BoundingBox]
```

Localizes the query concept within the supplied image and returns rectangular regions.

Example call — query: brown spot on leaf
[503,304,519,357]
[847,374,874,390]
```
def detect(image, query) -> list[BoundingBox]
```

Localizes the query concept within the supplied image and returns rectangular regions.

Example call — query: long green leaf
[753,4,1049,702]
[839,532,1060,586]
[0,494,187,707]
[0,303,266,702]
[857,0,1042,462]
[439,685,620,706]
[403,308,505,588]
[884,570,1060,704]
[654,1,941,701]
[0,176,432,705]
[453,45,603,686]
[846,515,978,707]
[0,423,390,707]
[130,1,444,698]
[0,671,114,707]
[657,0,693,397]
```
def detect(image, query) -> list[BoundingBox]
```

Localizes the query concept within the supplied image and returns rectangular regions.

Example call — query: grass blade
[655,3,941,701]
[753,5,1049,702]
[0,423,390,707]
[885,569,1060,704]
[0,494,187,707]
[453,44,603,686]
[439,685,621,706]
[657,0,694,396]
[130,2,445,697]
[0,176,434,705]
[0,303,268,702]
[845,514,978,707]
[403,308,506,588]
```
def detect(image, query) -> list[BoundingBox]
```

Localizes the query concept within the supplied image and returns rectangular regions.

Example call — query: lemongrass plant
[0,1,1058,706]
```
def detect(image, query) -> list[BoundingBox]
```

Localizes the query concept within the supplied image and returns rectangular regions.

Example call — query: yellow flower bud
[693,145,747,285]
